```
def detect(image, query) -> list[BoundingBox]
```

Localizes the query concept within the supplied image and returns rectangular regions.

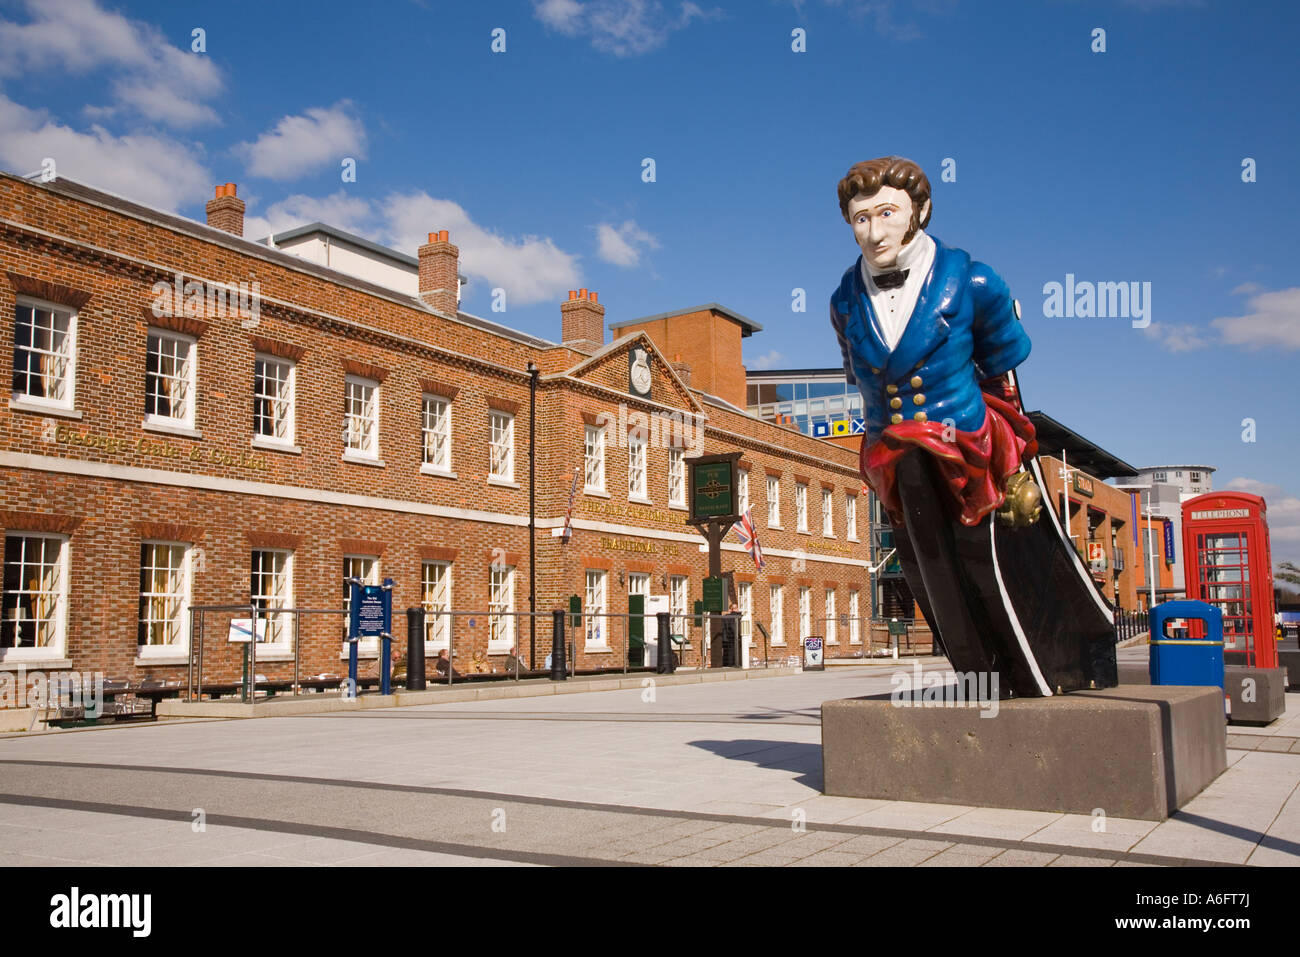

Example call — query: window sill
[768,523,784,530]
[245,650,295,662]
[584,487,610,498]
[342,453,385,468]
[338,648,382,660]
[669,502,687,511]
[134,655,191,667]
[0,657,72,671]
[628,495,653,505]
[797,528,810,536]
[252,437,301,455]
[142,419,201,440]
[487,477,520,488]
[9,398,81,420]
[583,645,614,654]
[420,465,458,479]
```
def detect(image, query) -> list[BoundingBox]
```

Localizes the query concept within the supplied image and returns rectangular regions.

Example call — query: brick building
[0,172,870,691]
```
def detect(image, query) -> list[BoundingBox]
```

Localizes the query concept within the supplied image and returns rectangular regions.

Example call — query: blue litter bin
[1149,600,1224,689]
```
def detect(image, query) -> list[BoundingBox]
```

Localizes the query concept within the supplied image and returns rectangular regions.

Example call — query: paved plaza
[1,650,1298,867]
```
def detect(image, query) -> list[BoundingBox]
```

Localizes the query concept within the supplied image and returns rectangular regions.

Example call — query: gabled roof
[610,302,763,337]
[548,330,704,415]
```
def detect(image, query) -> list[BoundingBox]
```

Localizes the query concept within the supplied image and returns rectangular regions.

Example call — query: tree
[1278,561,1300,588]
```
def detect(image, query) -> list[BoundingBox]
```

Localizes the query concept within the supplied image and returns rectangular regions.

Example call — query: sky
[1,0,1298,566]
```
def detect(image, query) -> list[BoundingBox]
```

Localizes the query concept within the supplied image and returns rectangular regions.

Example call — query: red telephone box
[1181,492,1276,668]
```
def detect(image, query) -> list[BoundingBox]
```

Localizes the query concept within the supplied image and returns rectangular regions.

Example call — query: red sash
[861,393,1038,527]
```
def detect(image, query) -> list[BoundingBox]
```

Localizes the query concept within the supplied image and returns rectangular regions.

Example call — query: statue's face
[848,186,927,270]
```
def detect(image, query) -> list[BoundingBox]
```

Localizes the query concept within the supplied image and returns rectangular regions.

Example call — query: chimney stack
[205,183,244,236]
[671,352,692,387]
[561,288,604,353]
[418,230,460,315]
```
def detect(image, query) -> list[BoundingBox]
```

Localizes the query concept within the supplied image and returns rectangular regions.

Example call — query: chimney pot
[590,291,598,304]
[427,232,436,243]
[439,230,449,242]
[568,290,578,301]
[579,288,588,300]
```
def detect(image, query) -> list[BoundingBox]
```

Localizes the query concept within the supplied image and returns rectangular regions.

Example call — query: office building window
[628,432,647,500]
[489,564,515,650]
[2,533,68,658]
[585,426,606,492]
[669,448,685,506]
[769,585,784,644]
[253,355,295,444]
[344,375,379,458]
[846,494,857,540]
[489,411,514,481]
[767,476,781,527]
[822,488,834,537]
[738,468,749,515]
[798,586,811,639]
[796,483,808,532]
[250,549,292,647]
[12,300,76,408]
[849,590,861,644]
[585,569,607,648]
[825,589,837,644]
[145,329,196,426]
[343,555,380,652]
[139,542,189,656]
[421,561,452,650]
[422,395,452,471]
[670,575,688,637]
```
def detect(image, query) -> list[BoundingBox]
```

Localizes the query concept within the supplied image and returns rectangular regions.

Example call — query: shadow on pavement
[688,739,822,789]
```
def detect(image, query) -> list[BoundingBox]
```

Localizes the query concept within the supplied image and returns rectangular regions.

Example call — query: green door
[628,594,645,667]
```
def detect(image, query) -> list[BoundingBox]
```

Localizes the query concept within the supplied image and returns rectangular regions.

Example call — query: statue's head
[837,156,932,270]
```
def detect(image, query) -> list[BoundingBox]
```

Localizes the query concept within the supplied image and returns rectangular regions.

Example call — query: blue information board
[347,577,394,696]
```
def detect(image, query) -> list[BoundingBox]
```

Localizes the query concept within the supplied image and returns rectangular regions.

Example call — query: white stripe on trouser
[989,516,1053,696]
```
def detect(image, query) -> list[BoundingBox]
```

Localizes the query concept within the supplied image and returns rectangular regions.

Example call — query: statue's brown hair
[837,156,932,241]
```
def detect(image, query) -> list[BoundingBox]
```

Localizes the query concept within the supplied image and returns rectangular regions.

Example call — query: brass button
[890,413,903,425]
[910,375,923,388]
[886,384,898,395]
[913,411,928,423]
[913,394,925,405]
[871,367,880,374]
[889,397,902,410]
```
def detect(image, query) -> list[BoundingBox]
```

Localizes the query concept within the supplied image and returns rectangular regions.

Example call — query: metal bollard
[406,608,426,691]
[656,612,674,675]
[551,609,567,681]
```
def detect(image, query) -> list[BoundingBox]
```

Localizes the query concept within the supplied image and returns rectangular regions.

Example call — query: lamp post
[527,361,539,670]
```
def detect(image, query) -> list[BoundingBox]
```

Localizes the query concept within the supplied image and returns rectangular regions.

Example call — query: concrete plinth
[822,686,1227,821]
[1117,662,1149,685]
[1224,665,1287,725]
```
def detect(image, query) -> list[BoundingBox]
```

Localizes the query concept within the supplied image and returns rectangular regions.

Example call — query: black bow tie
[873,269,908,290]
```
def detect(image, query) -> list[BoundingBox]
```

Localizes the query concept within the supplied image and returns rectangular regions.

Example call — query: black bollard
[656,612,674,675]
[551,609,567,681]
[406,608,426,691]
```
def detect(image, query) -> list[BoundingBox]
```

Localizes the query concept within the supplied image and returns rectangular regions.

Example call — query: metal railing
[1114,609,1149,643]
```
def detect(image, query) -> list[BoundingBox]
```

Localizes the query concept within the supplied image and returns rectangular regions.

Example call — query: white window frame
[796,483,809,533]
[144,327,197,429]
[421,560,452,651]
[669,575,688,638]
[488,563,516,652]
[738,468,749,515]
[343,554,380,656]
[738,581,752,663]
[1,532,69,661]
[822,488,834,537]
[11,297,77,413]
[250,548,293,651]
[766,476,781,528]
[849,589,861,644]
[825,589,837,645]
[585,569,608,650]
[253,354,296,448]
[343,374,381,461]
[138,541,191,659]
[798,586,811,640]
[769,584,784,645]
[421,394,453,474]
[584,425,607,493]
[628,432,648,501]
[668,448,686,508]
[489,411,515,483]
[846,494,858,541]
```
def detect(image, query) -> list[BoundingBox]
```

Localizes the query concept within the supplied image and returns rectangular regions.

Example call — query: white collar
[862,230,933,285]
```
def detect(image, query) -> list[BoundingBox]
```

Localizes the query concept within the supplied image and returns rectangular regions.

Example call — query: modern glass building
[746,369,864,437]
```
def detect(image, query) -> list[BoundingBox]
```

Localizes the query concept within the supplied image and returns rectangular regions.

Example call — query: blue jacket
[829,237,1031,447]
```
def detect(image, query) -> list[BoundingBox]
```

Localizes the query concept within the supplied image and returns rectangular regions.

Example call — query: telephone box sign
[1191,508,1249,521]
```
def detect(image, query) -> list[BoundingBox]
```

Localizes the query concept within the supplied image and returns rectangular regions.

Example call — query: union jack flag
[733,507,765,571]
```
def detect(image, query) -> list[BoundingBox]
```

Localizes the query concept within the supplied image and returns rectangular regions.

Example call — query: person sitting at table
[503,646,528,675]
[434,649,461,680]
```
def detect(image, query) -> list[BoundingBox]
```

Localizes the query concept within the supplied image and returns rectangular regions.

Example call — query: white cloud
[1141,321,1213,352]
[381,191,581,306]
[532,0,722,56]
[594,219,659,266]
[746,349,785,371]
[0,0,222,127]
[1222,477,1300,564]
[0,94,211,211]
[237,102,367,181]
[244,191,380,242]
[1212,287,1300,351]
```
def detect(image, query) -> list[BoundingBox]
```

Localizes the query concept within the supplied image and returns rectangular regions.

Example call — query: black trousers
[887,449,1117,697]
